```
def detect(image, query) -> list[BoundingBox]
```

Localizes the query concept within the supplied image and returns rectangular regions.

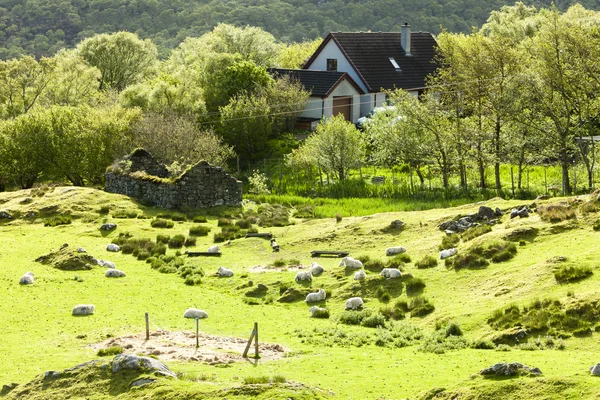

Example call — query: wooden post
[145,312,149,341]
[243,326,256,358]
[196,318,199,348]
[254,322,259,357]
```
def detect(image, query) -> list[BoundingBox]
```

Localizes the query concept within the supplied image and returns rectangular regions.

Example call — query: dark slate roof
[304,32,439,92]
[270,68,364,97]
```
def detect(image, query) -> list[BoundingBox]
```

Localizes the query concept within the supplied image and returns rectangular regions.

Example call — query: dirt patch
[249,264,309,273]
[91,330,287,364]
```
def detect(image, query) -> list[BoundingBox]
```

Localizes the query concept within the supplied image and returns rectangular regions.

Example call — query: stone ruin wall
[104,151,242,209]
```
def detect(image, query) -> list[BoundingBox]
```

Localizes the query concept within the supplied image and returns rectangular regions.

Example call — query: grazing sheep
[295,271,312,282]
[380,268,402,279]
[345,297,364,310]
[339,257,363,269]
[386,246,406,256]
[310,262,325,276]
[106,243,120,252]
[97,260,116,269]
[217,266,234,277]
[183,308,208,319]
[105,269,126,278]
[270,239,280,252]
[309,306,328,317]
[207,245,220,253]
[72,304,95,316]
[439,248,458,260]
[19,271,34,285]
[354,270,366,281]
[305,289,326,303]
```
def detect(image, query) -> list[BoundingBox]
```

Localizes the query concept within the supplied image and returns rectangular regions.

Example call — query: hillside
[2,187,600,398]
[2,0,600,59]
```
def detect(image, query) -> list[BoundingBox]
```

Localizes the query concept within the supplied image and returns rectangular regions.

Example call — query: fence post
[254,322,259,357]
[243,323,258,358]
[196,318,199,348]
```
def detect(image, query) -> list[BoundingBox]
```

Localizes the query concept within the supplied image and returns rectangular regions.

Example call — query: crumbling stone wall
[105,150,242,209]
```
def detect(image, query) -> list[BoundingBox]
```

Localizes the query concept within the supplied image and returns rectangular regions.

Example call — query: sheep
[270,239,280,252]
[183,308,208,319]
[345,297,364,310]
[439,248,458,260]
[19,271,34,285]
[310,262,325,276]
[207,245,220,253]
[217,266,234,277]
[309,306,328,317]
[380,268,402,279]
[97,260,116,269]
[106,243,120,252]
[339,257,363,269]
[105,269,126,278]
[386,246,406,256]
[354,270,366,281]
[294,271,312,282]
[305,289,326,303]
[72,304,95,316]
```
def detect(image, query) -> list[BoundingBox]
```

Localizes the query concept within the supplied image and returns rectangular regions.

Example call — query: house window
[389,57,401,72]
[327,58,337,71]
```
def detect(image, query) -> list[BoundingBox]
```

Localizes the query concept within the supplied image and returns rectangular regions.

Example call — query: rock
[106,243,120,252]
[19,272,34,285]
[590,363,600,376]
[0,383,18,395]
[439,248,458,260]
[495,207,503,216]
[100,223,117,231]
[389,220,406,230]
[510,205,531,219]
[477,206,496,220]
[385,246,406,256]
[111,354,176,378]
[183,308,208,319]
[480,362,541,377]
[77,247,86,253]
[72,304,95,316]
[529,367,543,375]
[25,211,37,218]
[105,269,126,278]
[444,230,455,235]
[43,371,62,379]
[131,378,156,388]
[0,211,13,219]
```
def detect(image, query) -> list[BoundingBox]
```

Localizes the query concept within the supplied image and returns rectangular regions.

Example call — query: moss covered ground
[2,187,600,398]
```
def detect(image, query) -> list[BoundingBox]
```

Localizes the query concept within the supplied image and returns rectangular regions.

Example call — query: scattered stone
[60,243,69,250]
[0,383,18,395]
[480,362,542,377]
[100,223,117,231]
[547,256,567,263]
[385,246,406,256]
[24,211,37,218]
[77,247,86,253]
[440,207,503,233]
[72,304,95,316]
[510,205,532,219]
[477,206,500,220]
[43,371,62,379]
[590,363,600,375]
[389,220,406,230]
[111,354,177,378]
[183,308,208,319]
[0,211,13,219]
[105,269,126,278]
[106,243,120,252]
[130,378,156,388]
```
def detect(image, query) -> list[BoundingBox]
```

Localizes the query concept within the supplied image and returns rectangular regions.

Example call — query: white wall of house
[298,78,363,124]
[303,97,325,119]
[307,40,369,93]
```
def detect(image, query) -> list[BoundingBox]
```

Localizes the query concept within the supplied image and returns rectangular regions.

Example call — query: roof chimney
[401,23,411,56]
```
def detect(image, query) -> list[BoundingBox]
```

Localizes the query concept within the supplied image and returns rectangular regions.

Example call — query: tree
[277,39,321,68]
[77,32,157,91]
[294,114,364,181]
[262,75,310,134]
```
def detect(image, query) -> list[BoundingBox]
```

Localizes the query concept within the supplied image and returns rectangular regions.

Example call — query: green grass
[4,187,600,399]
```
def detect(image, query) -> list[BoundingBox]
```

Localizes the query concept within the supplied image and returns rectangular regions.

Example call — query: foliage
[96,345,123,357]
[168,234,186,248]
[151,218,174,229]
[189,225,211,236]
[248,170,271,195]
[538,203,576,222]
[415,255,438,269]
[408,296,435,317]
[554,265,593,283]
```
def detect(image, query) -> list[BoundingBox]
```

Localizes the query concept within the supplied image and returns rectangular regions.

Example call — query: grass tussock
[415,255,437,269]
[460,224,492,241]
[439,234,460,250]
[189,225,211,236]
[44,214,72,227]
[243,375,286,385]
[554,265,593,283]
[538,203,576,222]
[150,218,174,228]
[96,345,123,357]
[112,209,138,219]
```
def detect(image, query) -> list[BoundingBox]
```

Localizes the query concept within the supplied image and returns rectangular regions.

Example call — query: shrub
[470,240,517,262]
[184,275,203,285]
[170,213,187,222]
[153,243,167,255]
[379,305,405,321]
[217,218,232,226]
[376,287,390,302]
[184,237,197,247]
[97,345,123,357]
[461,225,492,241]
[235,218,252,229]
[112,209,138,219]
[272,259,286,267]
[554,265,593,283]
[151,218,174,228]
[415,255,437,269]
[193,215,208,223]
[120,243,135,254]
[445,253,489,270]
[256,204,291,227]
[158,264,178,274]
[361,313,386,328]
[405,277,426,295]
[168,234,186,248]
[338,309,372,325]
[156,234,170,244]
[137,250,151,260]
[439,234,459,251]
[594,219,600,231]
[361,256,386,272]
[312,308,330,318]
[44,215,72,227]
[388,253,411,265]
[443,322,463,337]
[538,203,576,222]
[472,339,495,349]
[293,205,314,219]
[409,296,435,317]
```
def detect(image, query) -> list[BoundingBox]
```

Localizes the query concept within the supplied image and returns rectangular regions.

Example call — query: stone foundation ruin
[105,149,242,209]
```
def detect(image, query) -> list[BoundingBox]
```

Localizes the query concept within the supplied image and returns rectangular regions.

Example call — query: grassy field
[2,187,600,399]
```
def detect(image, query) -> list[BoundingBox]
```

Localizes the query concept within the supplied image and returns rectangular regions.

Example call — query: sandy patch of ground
[91,330,287,364]
[248,264,310,273]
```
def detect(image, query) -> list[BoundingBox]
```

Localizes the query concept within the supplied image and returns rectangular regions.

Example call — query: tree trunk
[494,119,501,191]
[477,142,485,189]
[561,160,571,195]
[66,174,85,187]
[415,167,425,185]
[0,178,4,192]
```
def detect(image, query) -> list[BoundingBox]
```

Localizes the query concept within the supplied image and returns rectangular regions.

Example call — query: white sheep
[183,308,208,319]
[105,269,126,278]
[380,268,402,279]
[72,304,95,316]
[97,260,116,269]
[386,246,406,256]
[439,248,458,260]
[310,262,325,276]
[305,289,326,303]
[106,243,120,252]
[309,306,328,317]
[339,257,363,269]
[345,297,364,310]
[19,271,34,285]
[354,270,366,281]
[207,245,220,253]
[295,270,312,282]
[217,266,234,277]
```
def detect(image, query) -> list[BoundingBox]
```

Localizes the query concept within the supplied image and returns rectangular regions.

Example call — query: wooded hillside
[1,0,599,59]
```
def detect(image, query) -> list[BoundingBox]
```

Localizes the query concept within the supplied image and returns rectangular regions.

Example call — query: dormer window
[327,58,337,71]
[389,57,401,72]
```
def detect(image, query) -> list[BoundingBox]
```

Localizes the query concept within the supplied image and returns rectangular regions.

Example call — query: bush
[472,339,495,349]
[415,255,437,269]
[338,309,372,326]
[193,215,208,223]
[112,209,138,219]
[184,237,197,247]
[235,218,253,229]
[44,215,72,227]
[217,218,232,226]
[538,203,576,222]
[388,253,411,265]
[312,308,330,318]
[156,234,170,244]
[439,234,460,250]
[554,265,593,283]
[379,305,405,321]
[361,313,386,328]
[594,219,600,231]
[98,205,110,215]
[405,277,426,295]
[445,253,489,270]
[335,213,342,223]
[409,296,435,317]
[170,213,187,222]
[151,218,174,228]
[470,240,516,262]
[361,256,386,272]
[443,322,463,337]
[97,345,123,357]
[120,243,135,254]
[168,234,186,248]
[153,243,167,255]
